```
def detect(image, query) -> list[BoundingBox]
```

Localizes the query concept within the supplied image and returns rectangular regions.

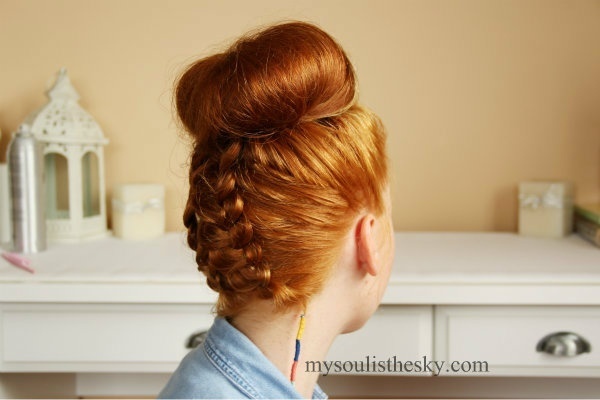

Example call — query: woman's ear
[356,215,379,276]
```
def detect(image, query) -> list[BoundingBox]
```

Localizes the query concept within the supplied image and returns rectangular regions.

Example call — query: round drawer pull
[186,330,209,349]
[536,331,591,357]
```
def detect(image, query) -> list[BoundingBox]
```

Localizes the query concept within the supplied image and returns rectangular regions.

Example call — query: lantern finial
[46,68,80,102]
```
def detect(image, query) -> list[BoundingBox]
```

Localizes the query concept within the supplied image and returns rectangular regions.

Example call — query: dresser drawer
[326,305,433,375]
[435,306,600,377]
[0,303,213,372]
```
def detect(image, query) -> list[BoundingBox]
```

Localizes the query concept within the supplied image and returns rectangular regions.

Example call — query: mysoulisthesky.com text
[305,356,490,376]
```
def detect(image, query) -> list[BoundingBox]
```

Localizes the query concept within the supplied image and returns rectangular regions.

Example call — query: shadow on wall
[493,185,519,232]
[0,118,9,163]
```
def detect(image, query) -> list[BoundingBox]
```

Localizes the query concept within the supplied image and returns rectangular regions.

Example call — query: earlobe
[356,215,378,276]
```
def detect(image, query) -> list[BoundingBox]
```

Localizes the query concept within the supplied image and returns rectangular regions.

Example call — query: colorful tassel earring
[290,313,306,385]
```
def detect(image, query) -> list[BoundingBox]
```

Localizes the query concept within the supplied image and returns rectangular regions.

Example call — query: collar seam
[203,336,262,398]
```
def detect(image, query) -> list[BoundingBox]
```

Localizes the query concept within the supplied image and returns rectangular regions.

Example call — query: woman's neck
[229,298,343,399]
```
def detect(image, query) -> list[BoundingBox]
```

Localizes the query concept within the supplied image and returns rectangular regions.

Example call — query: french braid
[184,139,271,303]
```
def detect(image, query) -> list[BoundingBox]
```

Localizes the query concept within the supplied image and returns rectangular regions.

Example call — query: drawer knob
[536,331,591,357]
[186,330,209,349]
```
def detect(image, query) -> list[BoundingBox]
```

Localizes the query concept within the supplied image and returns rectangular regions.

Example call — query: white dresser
[1,232,599,398]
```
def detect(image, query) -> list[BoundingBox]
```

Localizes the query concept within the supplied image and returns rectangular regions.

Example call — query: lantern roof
[24,68,109,145]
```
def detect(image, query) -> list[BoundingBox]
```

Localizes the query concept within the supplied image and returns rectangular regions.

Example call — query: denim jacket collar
[205,316,327,399]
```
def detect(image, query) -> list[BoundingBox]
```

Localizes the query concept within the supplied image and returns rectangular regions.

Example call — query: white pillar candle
[112,184,165,240]
[518,181,574,238]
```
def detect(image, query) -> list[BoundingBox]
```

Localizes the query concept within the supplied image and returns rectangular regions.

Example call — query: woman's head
[177,21,389,317]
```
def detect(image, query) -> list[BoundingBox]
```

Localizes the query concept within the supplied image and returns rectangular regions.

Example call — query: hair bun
[176,21,357,139]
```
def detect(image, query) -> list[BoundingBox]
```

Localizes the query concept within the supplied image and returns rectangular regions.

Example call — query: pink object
[2,252,35,274]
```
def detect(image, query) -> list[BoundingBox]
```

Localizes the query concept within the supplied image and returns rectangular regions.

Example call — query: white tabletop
[392,232,600,283]
[1,232,599,305]
[1,232,200,283]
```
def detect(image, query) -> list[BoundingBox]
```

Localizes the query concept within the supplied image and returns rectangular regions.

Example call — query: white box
[518,181,573,238]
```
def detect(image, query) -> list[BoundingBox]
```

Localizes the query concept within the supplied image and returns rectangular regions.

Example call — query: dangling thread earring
[290,312,306,385]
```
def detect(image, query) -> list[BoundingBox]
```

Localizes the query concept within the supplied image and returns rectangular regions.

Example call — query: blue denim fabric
[158,316,327,399]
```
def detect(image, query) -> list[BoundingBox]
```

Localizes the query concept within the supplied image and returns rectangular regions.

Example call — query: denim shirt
[158,316,327,399]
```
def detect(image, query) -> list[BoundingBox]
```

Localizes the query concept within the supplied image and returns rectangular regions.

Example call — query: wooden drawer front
[435,306,600,377]
[326,305,433,375]
[0,303,213,372]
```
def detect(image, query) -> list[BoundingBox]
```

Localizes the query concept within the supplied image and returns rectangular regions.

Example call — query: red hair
[177,22,388,317]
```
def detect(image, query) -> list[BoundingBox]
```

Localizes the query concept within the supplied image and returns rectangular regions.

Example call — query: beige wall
[0,0,599,232]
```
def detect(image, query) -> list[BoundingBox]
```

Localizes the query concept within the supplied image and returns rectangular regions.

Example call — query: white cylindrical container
[0,163,11,246]
[7,124,46,253]
[112,183,165,240]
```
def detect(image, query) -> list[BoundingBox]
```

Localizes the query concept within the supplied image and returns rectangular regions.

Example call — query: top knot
[176,21,357,141]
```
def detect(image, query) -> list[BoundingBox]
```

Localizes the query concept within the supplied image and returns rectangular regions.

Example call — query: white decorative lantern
[23,68,109,242]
